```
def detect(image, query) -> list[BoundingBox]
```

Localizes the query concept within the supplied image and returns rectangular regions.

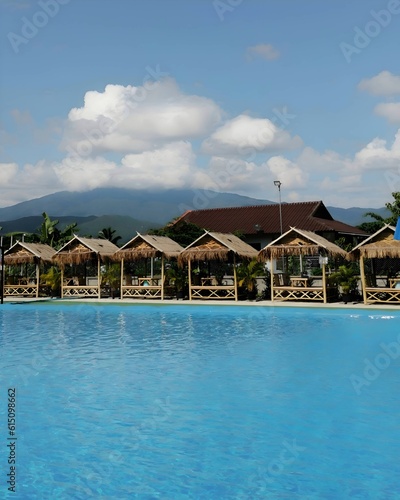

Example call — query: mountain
[0,214,160,245]
[77,215,161,243]
[0,188,391,231]
[0,188,271,224]
[327,206,390,226]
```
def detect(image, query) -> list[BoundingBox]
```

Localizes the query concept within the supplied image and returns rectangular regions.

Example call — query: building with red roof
[174,201,367,250]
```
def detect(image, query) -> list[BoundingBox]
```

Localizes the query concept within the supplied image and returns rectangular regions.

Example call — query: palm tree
[237,258,265,299]
[98,227,121,246]
[36,213,78,249]
[39,212,60,247]
[359,192,400,233]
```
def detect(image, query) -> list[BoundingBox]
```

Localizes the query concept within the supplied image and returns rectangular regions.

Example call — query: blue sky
[1,0,400,210]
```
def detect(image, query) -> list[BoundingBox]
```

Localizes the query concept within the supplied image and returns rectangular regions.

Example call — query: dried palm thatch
[178,232,258,264]
[4,242,56,265]
[258,227,347,260]
[112,234,184,261]
[349,224,400,259]
[53,236,119,266]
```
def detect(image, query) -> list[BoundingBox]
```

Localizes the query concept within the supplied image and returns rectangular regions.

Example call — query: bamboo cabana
[258,227,347,303]
[349,224,400,304]
[3,242,56,298]
[178,231,259,300]
[112,233,184,299]
[53,236,119,298]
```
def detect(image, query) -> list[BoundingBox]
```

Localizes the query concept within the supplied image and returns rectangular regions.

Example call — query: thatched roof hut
[258,227,347,260]
[53,236,119,266]
[178,231,258,264]
[4,242,56,265]
[113,233,184,261]
[258,228,347,304]
[348,224,399,259]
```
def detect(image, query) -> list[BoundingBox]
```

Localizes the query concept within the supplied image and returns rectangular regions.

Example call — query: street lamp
[274,180,283,235]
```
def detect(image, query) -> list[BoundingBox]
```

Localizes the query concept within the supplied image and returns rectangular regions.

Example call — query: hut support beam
[61,267,64,298]
[322,263,327,304]
[188,259,192,300]
[270,258,274,301]
[233,255,238,301]
[97,257,101,299]
[36,263,40,298]
[360,255,367,304]
[120,258,124,300]
[161,255,165,300]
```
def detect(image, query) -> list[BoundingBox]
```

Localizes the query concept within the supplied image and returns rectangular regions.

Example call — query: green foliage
[165,263,188,294]
[98,227,122,246]
[41,266,61,295]
[34,212,78,249]
[358,192,400,233]
[237,259,265,294]
[102,263,121,289]
[329,264,359,295]
[150,220,204,247]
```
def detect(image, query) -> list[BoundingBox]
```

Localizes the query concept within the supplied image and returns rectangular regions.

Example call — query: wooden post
[120,257,124,300]
[360,255,367,304]
[161,255,165,300]
[61,267,64,299]
[270,258,274,301]
[322,262,327,303]
[97,257,101,299]
[188,259,192,300]
[36,263,40,298]
[233,255,238,301]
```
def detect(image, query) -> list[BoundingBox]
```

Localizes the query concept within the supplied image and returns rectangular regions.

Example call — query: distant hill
[0,214,160,245]
[77,215,161,243]
[327,206,390,226]
[0,188,271,224]
[0,188,391,231]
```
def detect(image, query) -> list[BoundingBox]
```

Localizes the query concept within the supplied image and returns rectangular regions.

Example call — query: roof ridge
[186,200,322,214]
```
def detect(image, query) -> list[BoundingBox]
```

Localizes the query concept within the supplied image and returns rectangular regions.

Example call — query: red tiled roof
[177,201,366,236]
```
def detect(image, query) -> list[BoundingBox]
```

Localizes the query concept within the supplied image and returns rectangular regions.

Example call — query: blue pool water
[1,303,400,499]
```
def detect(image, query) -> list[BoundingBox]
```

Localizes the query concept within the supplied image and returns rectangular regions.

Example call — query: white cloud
[63,78,223,154]
[354,131,400,169]
[246,44,280,61]
[374,102,400,123]
[265,156,308,189]
[119,142,197,190]
[0,161,63,208]
[358,71,400,96]
[53,156,117,191]
[52,141,199,192]
[201,114,302,156]
[0,163,18,184]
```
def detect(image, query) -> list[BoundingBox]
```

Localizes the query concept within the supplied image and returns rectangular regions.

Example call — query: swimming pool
[1,302,399,499]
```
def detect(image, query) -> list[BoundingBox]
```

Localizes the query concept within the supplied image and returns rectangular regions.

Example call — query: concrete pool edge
[3,296,400,311]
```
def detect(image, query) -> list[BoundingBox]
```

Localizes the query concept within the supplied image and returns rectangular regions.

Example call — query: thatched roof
[112,233,184,261]
[4,242,56,265]
[258,227,347,260]
[349,224,400,259]
[53,236,119,266]
[178,231,259,264]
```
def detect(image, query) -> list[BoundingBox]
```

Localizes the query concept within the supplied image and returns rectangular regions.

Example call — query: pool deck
[3,296,400,311]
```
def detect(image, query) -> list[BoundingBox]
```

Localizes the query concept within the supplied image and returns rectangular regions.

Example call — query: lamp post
[274,180,283,235]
